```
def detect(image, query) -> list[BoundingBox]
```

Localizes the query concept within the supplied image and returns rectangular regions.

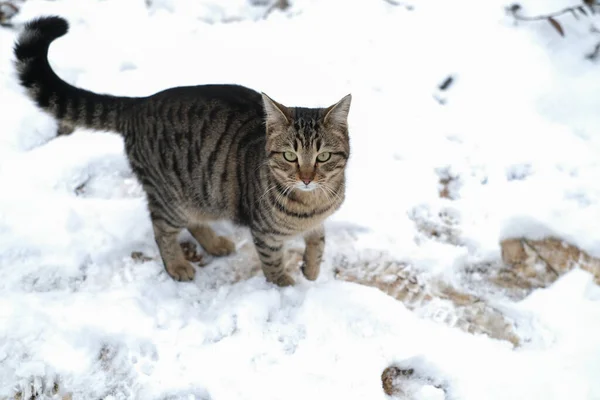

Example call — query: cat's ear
[323,94,352,129]
[262,93,292,127]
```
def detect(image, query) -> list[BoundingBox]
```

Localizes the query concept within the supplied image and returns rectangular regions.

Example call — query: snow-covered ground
[1,0,600,398]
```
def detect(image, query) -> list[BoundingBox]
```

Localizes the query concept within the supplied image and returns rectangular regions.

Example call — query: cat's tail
[13,16,135,134]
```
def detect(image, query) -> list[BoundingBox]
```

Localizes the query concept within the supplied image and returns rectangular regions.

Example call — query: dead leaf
[131,251,153,262]
[548,17,565,37]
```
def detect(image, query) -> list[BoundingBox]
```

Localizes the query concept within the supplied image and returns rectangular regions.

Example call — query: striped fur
[13,16,352,286]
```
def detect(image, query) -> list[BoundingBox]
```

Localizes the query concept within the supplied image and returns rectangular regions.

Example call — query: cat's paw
[203,236,236,257]
[180,241,206,264]
[267,273,295,287]
[165,261,195,281]
[301,261,320,281]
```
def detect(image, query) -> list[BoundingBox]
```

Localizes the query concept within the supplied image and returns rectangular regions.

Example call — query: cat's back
[130,83,265,141]
[150,84,264,115]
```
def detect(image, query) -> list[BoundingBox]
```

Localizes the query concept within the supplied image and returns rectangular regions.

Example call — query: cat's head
[261,93,351,194]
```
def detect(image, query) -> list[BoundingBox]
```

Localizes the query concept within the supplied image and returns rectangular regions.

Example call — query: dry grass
[334,259,521,346]
[500,237,600,288]
[381,365,447,398]
[377,235,600,397]
[339,177,600,355]
[5,377,72,400]
[435,167,460,200]
[382,366,415,396]
[336,236,600,349]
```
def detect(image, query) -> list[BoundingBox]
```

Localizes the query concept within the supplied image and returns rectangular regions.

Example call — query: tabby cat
[13,16,351,287]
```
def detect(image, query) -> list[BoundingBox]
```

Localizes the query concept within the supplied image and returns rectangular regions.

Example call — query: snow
[1,0,600,399]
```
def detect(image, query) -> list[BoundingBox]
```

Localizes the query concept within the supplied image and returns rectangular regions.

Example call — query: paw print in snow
[130,342,159,377]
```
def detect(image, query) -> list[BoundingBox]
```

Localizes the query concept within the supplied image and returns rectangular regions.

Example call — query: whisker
[319,181,343,203]
[318,185,333,203]
[274,181,293,206]
[269,178,294,206]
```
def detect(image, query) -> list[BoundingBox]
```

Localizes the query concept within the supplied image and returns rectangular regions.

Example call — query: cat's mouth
[295,181,318,192]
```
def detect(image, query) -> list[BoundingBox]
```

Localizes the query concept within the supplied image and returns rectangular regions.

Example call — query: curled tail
[14,16,135,134]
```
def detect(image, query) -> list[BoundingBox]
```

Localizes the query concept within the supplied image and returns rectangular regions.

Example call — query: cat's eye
[283,151,298,162]
[317,152,331,162]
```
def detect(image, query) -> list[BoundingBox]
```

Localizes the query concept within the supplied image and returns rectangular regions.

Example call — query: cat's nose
[301,178,312,185]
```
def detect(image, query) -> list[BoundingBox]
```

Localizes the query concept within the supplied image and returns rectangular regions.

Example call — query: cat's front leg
[251,230,295,287]
[301,225,325,281]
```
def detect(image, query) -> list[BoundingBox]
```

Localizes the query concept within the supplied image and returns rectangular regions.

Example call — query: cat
[13,16,351,287]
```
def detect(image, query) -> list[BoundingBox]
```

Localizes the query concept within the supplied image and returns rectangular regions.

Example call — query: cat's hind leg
[152,218,196,281]
[188,223,236,257]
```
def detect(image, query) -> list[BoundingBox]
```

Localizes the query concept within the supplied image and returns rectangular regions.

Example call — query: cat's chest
[269,196,342,235]
[278,210,329,231]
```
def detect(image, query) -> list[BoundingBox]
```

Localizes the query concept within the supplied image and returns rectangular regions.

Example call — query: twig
[507,2,600,37]
[383,0,414,11]
[438,75,454,91]
[263,0,290,20]
[508,2,599,22]
[586,41,600,60]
